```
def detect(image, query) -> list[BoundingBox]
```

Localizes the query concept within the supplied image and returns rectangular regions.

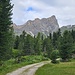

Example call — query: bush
[12,49,22,58]
[19,55,44,63]
[50,50,59,64]
[42,57,50,61]
[0,61,3,66]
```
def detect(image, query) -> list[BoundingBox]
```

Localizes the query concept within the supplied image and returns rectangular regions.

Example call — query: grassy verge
[0,55,49,75]
[35,59,75,75]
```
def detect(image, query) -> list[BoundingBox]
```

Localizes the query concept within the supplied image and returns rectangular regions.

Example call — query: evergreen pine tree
[0,0,13,60]
[14,35,20,49]
[71,30,75,43]
[43,37,53,58]
[34,33,42,55]
[60,30,73,61]
[52,32,58,49]
[23,34,34,55]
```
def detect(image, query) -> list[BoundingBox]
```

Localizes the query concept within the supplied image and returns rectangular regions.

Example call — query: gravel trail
[6,61,50,75]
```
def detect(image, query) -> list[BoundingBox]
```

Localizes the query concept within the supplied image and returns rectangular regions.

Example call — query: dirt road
[6,61,50,75]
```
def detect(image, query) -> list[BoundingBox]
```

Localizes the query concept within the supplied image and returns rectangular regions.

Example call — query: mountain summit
[12,15,59,36]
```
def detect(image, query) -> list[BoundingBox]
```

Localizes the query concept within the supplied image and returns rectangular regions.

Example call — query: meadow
[35,60,75,75]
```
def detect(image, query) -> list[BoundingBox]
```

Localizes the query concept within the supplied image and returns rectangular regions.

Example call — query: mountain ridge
[12,15,59,36]
[60,25,75,33]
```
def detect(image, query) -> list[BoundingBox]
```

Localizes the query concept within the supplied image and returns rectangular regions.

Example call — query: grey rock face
[12,15,59,36]
[60,25,75,33]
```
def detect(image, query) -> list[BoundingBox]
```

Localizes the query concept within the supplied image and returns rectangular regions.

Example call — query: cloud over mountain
[12,0,75,27]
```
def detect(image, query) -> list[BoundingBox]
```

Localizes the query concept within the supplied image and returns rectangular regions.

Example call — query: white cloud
[11,0,75,27]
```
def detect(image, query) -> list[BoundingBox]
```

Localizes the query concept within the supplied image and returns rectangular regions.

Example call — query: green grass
[35,59,75,75]
[0,55,48,75]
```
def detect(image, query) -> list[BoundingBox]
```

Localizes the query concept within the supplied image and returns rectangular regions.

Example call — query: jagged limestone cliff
[12,15,59,36]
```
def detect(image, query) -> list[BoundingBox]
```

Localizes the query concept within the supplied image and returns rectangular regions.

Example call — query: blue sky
[12,0,75,27]
[27,7,34,11]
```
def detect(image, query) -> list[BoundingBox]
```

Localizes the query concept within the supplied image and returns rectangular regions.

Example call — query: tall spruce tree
[71,30,75,43]
[52,32,58,49]
[23,34,34,55]
[43,37,53,58]
[14,35,20,49]
[60,30,73,61]
[34,33,42,55]
[56,28,62,50]
[18,31,26,50]
[0,0,13,60]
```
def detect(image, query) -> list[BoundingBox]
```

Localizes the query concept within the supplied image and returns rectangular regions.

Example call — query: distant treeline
[13,29,75,61]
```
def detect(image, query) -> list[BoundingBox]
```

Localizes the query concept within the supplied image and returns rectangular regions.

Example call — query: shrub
[50,50,59,64]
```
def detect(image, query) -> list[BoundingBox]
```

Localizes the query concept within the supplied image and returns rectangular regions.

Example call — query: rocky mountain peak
[50,15,56,18]
[12,15,59,36]
[35,18,40,21]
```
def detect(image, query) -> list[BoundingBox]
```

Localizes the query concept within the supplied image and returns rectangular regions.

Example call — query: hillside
[60,25,75,33]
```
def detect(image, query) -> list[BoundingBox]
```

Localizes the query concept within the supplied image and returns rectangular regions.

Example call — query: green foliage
[18,31,27,51]
[0,0,13,60]
[50,50,59,63]
[34,32,42,55]
[60,30,73,61]
[13,29,75,62]
[23,34,34,55]
[12,49,22,58]
[52,32,58,49]
[71,30,75,42]
[43,37,53,58]
[52,29,61,49]
[0,55,47,75]
[14,36,20,49]
[20,55,45,63]
[1,1,75,75]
